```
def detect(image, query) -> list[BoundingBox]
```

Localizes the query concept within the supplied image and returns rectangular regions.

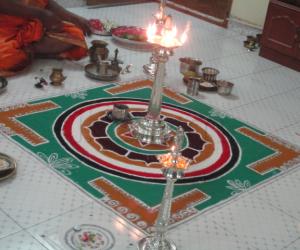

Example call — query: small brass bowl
[112,104,129,121]
[217,80,234,96]
[179,57,202,75]
[202,67,220,82]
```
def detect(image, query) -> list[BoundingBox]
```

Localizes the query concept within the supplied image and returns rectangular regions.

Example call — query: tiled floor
[0,3,300,250]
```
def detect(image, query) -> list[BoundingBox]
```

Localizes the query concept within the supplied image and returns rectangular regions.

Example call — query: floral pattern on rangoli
[37,152,79,175]
[226,179,251,195]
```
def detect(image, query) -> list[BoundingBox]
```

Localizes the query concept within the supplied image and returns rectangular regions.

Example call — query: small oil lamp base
[130,117,172,145]
[138,236,177,250]
[143,63,156,78]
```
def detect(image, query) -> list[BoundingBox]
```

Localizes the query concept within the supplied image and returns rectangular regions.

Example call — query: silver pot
[217,80,234,95]
[202,67,220,82]
[112,104,129,121]
[186,76,201,96]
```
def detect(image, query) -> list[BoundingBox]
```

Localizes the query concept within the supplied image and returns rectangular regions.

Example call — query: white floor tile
[169,216,258,250]
[227,92,300,132]
[290,87,300,100]
[28,202,142,250]
[209,193,300,250]
[289,168,300,181]
[0,231,47,250]
[0,209,21,239]
[251,67,300,92]
[0,167,92,228]
[214,53,281,79]
[251,172,300,221]
[283,238,300,250]
[276,122,300,147]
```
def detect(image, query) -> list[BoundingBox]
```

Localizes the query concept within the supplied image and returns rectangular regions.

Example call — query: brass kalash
[130,0,189,145]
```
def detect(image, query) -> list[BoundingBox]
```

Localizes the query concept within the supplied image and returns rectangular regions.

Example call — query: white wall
[230,0,269,28]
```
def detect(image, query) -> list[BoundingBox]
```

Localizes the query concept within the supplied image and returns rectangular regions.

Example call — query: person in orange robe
[0,0,91,77]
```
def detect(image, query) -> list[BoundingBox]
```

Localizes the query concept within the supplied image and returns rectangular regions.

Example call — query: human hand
[40,10,64,32]
[64,12,92,36]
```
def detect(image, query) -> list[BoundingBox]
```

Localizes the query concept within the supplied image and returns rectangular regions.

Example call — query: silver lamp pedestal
[138,172,178,250]
[138,166,184,250]
[130,47,173,145]
[138,156,189,250]
[138,128,189,250]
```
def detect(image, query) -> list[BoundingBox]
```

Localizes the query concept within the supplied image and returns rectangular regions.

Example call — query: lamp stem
[146,49,168,120]
[155,177,175,235]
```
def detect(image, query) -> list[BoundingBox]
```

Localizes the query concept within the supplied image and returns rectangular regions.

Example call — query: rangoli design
[1,79,299,233]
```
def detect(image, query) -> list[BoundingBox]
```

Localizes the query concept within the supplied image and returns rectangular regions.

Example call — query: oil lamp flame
[155,11,163,20]
[147,23,157,43]
[161,25,177,47]
[180,22,190,44]
[146,20,190,48]
[158,153,190,170]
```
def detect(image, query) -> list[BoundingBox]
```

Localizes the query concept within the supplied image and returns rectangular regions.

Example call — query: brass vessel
[50,68,66,86]
[89,40,109,63]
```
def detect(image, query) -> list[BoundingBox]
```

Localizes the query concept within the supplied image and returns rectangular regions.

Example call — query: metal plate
[0,77,8,94]
[84,64,119,81]
[0,153,16,181]
[198,81,217,91]
[112,26,152,47]
[92,29,112,36]
[64,224,115,250]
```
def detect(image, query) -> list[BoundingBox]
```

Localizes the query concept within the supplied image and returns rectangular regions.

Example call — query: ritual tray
[112,26,154,50]
[85,64,119,81]
[0,153,16,181]
[198,80,217,91]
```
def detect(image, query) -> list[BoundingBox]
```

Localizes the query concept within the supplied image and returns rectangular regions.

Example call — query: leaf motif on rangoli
[37,152,79,175]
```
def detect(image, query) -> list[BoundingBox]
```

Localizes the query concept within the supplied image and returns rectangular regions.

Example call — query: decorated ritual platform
[1,2,300,250]
[1,79,299,235]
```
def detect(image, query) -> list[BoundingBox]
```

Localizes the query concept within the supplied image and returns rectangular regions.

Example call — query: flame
[180,22,191,44]
[158,153,190,170]
[155,11,163,20]
[161,25,177,47]
[146,20,190,48]
[147,23,157,43]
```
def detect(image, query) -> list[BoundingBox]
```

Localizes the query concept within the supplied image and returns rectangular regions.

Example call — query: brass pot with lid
[89,40,109,63]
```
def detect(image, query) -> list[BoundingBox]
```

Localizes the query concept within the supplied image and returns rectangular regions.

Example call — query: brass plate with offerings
[84,63,120,81]
[85,47,121,81]
[0,153,16,181]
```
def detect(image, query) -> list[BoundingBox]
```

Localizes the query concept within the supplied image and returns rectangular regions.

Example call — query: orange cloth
[0,0,87,77]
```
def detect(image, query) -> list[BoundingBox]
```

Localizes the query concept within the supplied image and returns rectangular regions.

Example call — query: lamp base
[130,118,172,145]
[143,63,156,78]
[138,236,177,250]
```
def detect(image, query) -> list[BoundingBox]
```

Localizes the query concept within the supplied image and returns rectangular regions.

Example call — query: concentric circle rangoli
[54,98,240,183]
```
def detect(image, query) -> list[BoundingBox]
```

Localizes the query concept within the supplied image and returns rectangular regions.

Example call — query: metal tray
[0,153,16,181]
[85,64,119,81]
[0,77,8,94]
[198,80,217,91]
